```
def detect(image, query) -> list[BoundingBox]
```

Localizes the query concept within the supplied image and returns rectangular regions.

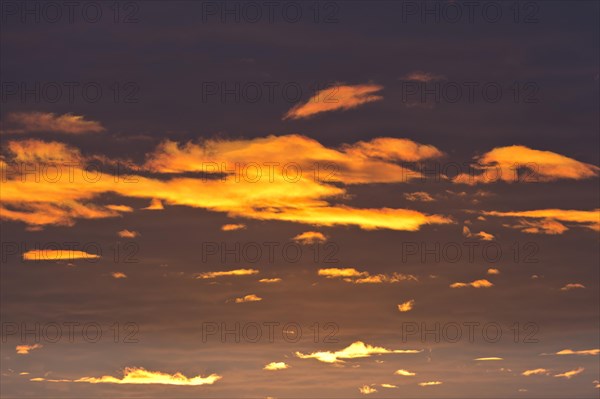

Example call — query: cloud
[419,381,443,386]
[463,226,495,241]
[118,229,139,238]
[380,383,398,388]
[450,279,493,288]
[16,344,42,355]
[111,272,127,279]
[1,136,451,231]
[560,283,586,291]
[474,357,503,361]
[221,223,246,231]
[394,369,416,376]
[487,268,500,275]
[453,145,599,184]
[292,231,327,244]
[555,349,599,356]
[397,300,415,312]
[22,250,100,261]
[143,198,164,210]
[404,191,435,202]
[401,71,445,82]
[358,385,378,395]
[318,268,418,284]
[259,278,282,283]
[234,294,262,303]
[295,341,421,364]
[522,368,550,376]
[3,112,104,134]
[283,83,383,120]
[485,209,600,233]
[32,367,221,385]
[196,269,259,279]
[507,219,569,235]
[554,367,584,379]
[263,362,289,371]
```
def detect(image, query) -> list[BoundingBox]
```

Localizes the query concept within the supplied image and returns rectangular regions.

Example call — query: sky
[0,0,599,398]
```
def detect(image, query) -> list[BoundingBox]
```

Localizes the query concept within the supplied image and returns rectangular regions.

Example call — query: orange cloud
[221,223,246,231]
[118,229,139,238]
[283,83,383,120]
[111,272,127,279]
[554,367,584,379]
[556,349,599,356]
[560,283,585,291]
[484,209,600,233]
[394,369,416,376]
[295,341,421,364]
[16,344,42,354]
[234,294,262,303]
[522,368,549,376]
[463,226,495,240]
[196,269,259,279]
[450,279,493,288]
[474,357,503,361]
[4,112,104,134]
[453,145,599,184]
[259,278,282,283]
[397,300,415,312]
[143,198,164,210]
[487,268,500,275]
[401,71,445,82]
[22,250,100,261]
[318,268,417,284]
[292,231,327,244]
[404,191,434,202]
[32,367,221,385]
[358,385,378,395]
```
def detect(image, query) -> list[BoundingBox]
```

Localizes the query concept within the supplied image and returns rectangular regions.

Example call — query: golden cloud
[394,369,416,376]
[318,268,418,284]
[485,209,600,233]
[419,381,443,386]
[111,272,127,279]
[474,357,503,361]
[259,278,282,283]
[283,83,383,120]
[397,300,415,312]
[404,191,434,202]
[234,294,262,303]
[358,385,378,395]
[554,367,584,379]
[522,368,549,376]
[196,269,259,279]
[16,344,42,355]
[22,250,100,261]
[487,268,500,275]
[221,223,246,231]
[295,341,422,364]
[453,145,599,184]
[118,229,139,238]
[32,367,221,385]
[560,283,586,291]
[292,231,327,244]
[450,279,493,288]
[556,349,599,356]
[263,362,289,371]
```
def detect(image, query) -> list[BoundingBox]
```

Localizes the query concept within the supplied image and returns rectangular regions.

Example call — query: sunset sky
[1,1,599,398]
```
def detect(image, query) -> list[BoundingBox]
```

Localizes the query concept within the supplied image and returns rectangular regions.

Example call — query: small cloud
[318,268,417,284]
[143,198,164,210]
[419,381,443,386]
[31,367,221,385]
[263,362,289,371]
[522,368,549,376]
[474,357,503,361]
[295,341,421,364]
[394,369,416,376]
[554,367,584,379]
[259,278,282,283]
[404,192,434,202]
[450,279,493,288]
[16,344,42,355]
[380,383,397,388]
[487,268,500,275]
[4,112,104,134]
[23,250,100,261]
[463,226,494,240]
[397,300,415,312]
[359,385,378,395]
[105,204,133,213]
[221,224,246,231]
[196,269,259,279]
[283,83,383,120]
[292,231,327,244]
[401,71,445,82]
[111,272,127,279]
[118,229,139,238]
[560,283,585,291]
[555,349,599,356]
[234,294,262,303]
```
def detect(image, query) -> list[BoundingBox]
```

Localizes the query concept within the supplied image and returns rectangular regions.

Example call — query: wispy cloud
[554,367,584,379]
[295,341,421,364]
[450,279,493,288]
[3,112,104,134]
[196,269,259,279]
